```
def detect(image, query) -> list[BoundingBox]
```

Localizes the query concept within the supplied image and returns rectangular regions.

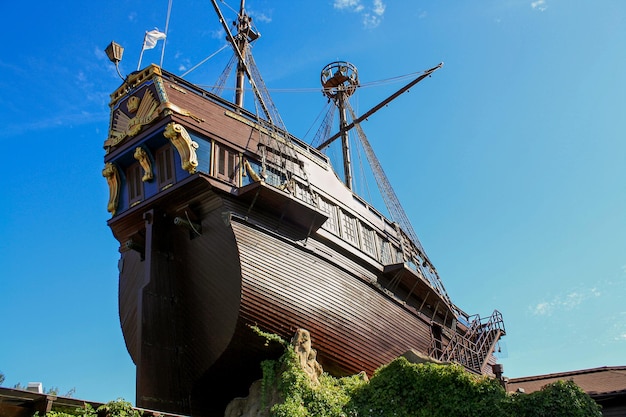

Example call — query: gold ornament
[134,146,153,182]
[102,162,120,215]
[164,122,199,174]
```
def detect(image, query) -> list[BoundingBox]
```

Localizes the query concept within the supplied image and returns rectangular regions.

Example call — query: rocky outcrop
[223,379,279,417]
[224,328,324,417]
[291,328,324,386]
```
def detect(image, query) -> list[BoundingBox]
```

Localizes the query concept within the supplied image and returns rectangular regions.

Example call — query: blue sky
[1,0,625,404]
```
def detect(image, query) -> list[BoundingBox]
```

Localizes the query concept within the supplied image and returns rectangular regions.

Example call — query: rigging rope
[180,44,230,78]
[193,70,429,93]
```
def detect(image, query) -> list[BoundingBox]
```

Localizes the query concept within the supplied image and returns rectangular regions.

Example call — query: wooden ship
[102,1,505,415]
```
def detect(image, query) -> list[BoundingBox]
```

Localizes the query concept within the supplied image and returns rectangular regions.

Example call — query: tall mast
[321,61,359,190]
[235,0,248,107]
[317,63,443,152]
[210,0,272,122]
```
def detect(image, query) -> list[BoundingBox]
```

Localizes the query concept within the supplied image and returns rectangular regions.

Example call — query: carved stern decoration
[102,162,120,215]
[134,146,154,181]
[164,122,199,173]
[104,66,167,152]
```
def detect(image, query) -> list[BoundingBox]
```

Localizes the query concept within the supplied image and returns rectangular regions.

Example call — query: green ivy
[506,380,602,417]
[258,343,601,417]
[347,357,507,417]
[263,344,367,417]
[250,324,288,347]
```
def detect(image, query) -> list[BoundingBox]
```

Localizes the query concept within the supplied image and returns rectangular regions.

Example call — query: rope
[194,69,430,94]
[179,44,230,77]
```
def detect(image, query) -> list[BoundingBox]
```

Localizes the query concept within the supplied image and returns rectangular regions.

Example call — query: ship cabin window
[156,145,176,189]
[361,225,377,258]
[126,163,143,206]
[263,165,286,188]
[393,245,404,263]
[295,182,314,206]
[380,240,393,265]
[319,198,340,236]
[215,143,239,184]
[341,210,360,246]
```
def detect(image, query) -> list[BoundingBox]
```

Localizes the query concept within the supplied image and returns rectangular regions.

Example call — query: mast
[235,0,248,107]
[210,0,271,121]
[317,63,443,151]
[321,61,359,190]
[338,93,353,189]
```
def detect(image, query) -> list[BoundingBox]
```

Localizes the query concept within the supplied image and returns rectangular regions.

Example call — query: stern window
[156,145,176,189]
[215,143,239,184]
[127,163,143,206]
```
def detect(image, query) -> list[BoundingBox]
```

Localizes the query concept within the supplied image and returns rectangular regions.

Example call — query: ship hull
[114,177,442,415]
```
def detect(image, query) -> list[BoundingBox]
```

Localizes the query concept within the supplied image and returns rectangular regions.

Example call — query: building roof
[507,366,626,398]
[0,387,187,417]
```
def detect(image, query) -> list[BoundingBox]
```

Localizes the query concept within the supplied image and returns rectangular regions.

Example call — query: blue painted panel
[190,132,211,175]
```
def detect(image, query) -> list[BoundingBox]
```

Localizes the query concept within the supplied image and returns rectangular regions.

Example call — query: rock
[291,329,323,386]
[223,380,280,417]
[224,328,323,417]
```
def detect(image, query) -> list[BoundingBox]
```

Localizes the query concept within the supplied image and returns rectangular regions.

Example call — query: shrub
[507,380,602,417]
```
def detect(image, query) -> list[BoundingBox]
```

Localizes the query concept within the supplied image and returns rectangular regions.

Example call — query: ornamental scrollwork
[163,122,199,174]
[105,90,161,149]
[134,146,153,182]
[102,162,121,215]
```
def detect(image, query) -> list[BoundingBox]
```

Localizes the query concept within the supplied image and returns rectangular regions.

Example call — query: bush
[261,345,601,417]
[40,399,141,417]
[347,357,507,417]
[507,380,602,417]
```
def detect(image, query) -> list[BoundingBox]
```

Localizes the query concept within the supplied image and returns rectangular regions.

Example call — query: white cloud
[334,0,385,28]
[334,0,363,11]
[532,302,552,316]
[250,10,272,24]
[372,0,385,16]
[530,287,601,316]
[531,0,547,12]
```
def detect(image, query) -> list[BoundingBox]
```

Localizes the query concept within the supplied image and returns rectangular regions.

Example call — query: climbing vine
[259,346,601,417]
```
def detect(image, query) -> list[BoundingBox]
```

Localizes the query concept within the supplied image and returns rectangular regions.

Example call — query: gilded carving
[244,159,262,182]
[161,102,204,123]
[164,122,199,174]
[105,89,161,149]
[127,96,140,113]
[102,162,121,215]
[134,146,153,182]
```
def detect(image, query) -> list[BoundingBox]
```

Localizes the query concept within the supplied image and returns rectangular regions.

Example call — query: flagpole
[160,0,173,67]
[137,38,146,71]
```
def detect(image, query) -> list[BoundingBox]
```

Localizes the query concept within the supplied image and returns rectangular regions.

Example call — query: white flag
[143,29,166,50]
